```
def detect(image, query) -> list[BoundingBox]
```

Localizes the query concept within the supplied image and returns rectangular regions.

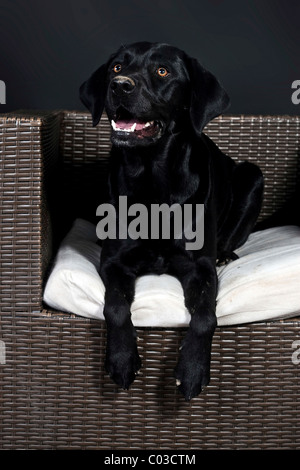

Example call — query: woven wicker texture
[0,111,61,314]
[1,110,300,449]
[1,314,300,449]
[206,115,300,220]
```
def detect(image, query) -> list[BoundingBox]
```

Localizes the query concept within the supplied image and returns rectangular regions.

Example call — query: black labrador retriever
[80,41,264,400]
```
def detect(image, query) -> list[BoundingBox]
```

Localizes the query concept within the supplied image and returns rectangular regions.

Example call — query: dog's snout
[111,75,136,95]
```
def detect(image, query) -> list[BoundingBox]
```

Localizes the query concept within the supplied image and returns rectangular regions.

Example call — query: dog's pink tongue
[116,119,145,131]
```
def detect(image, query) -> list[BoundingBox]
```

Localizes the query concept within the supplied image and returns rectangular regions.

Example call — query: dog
[80,41,264,400]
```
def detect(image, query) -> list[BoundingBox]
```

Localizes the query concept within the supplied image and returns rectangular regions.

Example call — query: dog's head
[80,42,230,147]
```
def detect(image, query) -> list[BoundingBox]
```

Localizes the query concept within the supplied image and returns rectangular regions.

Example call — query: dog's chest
[120,160,172,205]
[118,158,200,207]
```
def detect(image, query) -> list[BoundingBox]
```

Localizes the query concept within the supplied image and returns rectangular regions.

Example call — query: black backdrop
[0,0,300,115]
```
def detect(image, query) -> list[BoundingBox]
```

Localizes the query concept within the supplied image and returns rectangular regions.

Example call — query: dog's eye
[113,64,122,73]
[157,67,169,77]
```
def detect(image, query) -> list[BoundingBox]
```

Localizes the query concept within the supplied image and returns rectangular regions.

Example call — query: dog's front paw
[174,331,212,401]
[105,327,141,390]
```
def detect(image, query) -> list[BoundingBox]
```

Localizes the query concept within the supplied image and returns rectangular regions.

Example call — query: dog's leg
[169,254,217,400]
[217,161,264,265]
[100,262,141,390]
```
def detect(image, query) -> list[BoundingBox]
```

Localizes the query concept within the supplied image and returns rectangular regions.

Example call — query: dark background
[0,0,300,115]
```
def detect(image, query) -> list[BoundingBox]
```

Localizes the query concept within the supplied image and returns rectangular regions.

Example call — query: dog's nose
[110,76,136,95]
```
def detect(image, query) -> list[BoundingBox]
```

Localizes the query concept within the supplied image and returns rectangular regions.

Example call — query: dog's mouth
[110,108,163,144]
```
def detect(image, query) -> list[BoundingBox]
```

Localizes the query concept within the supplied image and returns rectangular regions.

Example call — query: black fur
[80,42,264,400]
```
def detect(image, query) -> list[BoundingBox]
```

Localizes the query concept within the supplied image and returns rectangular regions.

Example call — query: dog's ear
[79,63,109,127]
[187,57,230,136]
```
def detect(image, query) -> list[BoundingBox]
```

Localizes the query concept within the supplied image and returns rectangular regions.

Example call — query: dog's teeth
[111,121,137,132]
[144,121,153,128]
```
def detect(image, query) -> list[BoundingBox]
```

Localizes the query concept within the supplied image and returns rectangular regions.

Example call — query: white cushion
[43,218,300,326]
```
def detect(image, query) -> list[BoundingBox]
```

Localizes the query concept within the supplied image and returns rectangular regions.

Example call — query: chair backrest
[60,112,300,221]
[205,115,300,220]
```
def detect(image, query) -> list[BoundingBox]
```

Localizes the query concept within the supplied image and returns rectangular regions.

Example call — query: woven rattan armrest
[0,110,62,315]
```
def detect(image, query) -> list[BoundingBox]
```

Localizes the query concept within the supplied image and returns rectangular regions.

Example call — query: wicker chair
[1,110,300,450]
